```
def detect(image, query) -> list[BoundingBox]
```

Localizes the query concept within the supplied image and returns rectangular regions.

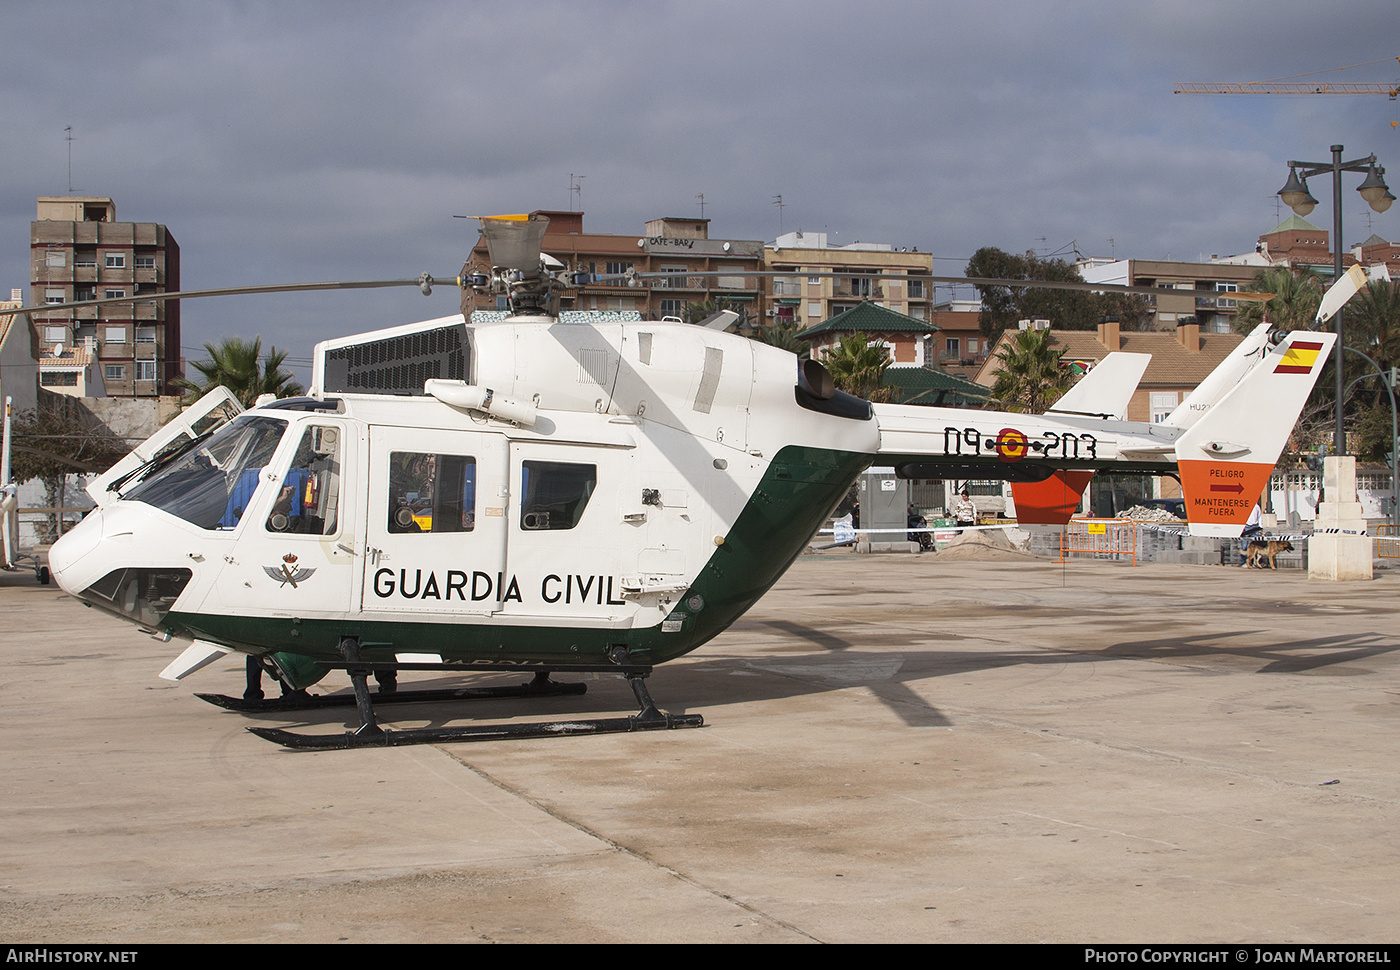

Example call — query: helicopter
[36,214,1350,748]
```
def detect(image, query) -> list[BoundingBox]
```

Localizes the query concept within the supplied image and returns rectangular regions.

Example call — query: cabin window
[266,426,343,536]
[125,416,288,530]
[520,461,596,531]
[387,452,476,534]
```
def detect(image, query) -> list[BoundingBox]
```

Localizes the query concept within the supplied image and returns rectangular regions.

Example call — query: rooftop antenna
[65,126,73,192]
[772,195,785,235]
[569,174,585,212]
[1107,237,1116,259]
[696,192,705,219]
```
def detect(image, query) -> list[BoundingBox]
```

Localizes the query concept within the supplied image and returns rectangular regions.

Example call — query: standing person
[953,488,977,531]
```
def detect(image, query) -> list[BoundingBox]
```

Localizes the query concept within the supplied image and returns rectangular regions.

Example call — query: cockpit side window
[387,452,476,534]
[266,425,343,536]
[125,416,288,530]
[520,461,596,531]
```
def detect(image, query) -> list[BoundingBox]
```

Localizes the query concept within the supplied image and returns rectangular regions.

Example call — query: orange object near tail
[1010,470,1094,525]
[1178,460,1273,531]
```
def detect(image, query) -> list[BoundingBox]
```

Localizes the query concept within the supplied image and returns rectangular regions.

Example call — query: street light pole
[1278,146,1392,456]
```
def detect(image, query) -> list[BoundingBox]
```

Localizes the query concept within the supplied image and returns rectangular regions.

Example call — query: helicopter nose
[47,508,104,593]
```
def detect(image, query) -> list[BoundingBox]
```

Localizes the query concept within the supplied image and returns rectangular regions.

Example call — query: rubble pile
[1121,505,1182,522]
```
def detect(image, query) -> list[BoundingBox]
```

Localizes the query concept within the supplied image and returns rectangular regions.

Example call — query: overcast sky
[3,0,1399,383]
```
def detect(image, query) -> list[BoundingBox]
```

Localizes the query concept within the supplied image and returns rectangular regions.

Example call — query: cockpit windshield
[124,416,288,530]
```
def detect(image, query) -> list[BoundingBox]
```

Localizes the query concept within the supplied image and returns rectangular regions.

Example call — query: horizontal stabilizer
[159,640,233,682]
[1048,353,1149,421]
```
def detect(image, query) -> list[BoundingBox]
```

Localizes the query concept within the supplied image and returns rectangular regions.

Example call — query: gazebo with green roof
[796,300,990,406]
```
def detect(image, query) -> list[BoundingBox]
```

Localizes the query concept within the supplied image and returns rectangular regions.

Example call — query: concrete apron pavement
[2,554,1397,943]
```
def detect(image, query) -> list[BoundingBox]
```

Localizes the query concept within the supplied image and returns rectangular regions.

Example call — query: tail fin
[1176,330,1336,536]
[1162,324,1273,430]
[1048,352,1150,421]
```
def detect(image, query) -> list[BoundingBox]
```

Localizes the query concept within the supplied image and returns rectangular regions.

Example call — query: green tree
[1342,280,1400,462]
[965,247,1134,341]
[822,333,895,402]
[989,328,1071,413]
[176,336,303,407]
[749,318,810,359]
[10,403,128,538]
[1231,266,1323,334]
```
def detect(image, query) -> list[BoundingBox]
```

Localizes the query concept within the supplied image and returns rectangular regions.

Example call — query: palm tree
[750,319,810,359]
[822,332,894,401]
[1233,266,1323,333]
[176,336,304,407]
[990,328,1070,413]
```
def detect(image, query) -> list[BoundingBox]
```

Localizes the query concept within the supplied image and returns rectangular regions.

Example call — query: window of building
[74,249,96,267]
[74,286,95,301]
[40,372,79,387]
[945,338,960,356]
[105,327,127,344]
[105,289,126,299]
[44,289,64,305]
[387,452,475,534]
[908,279,925,298]
[134,256,156,269]
[1150,392,1179,424]
[661,266,687,289]
[659,299,684,317]
[136,327,157,343]
[104,364,126,382]
[136,360,157,382]
[45,250,66,268]
[104,253,126,269]
[808,302,822,317]
[604,261,633,278]
[44,326,67,343]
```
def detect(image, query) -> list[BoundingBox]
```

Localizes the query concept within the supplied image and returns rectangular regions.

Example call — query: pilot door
[209,418,358,615]
[361,426,509,616]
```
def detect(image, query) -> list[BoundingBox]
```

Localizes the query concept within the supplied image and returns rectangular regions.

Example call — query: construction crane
[1174,81,1398,97]
[1175,56,1400,101]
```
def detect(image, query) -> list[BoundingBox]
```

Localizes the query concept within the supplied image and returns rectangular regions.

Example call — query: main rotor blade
[619,269,1269,302]
[5,276,461,317]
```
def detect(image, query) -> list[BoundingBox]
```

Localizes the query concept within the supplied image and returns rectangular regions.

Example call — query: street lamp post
[1278,145,1393,456]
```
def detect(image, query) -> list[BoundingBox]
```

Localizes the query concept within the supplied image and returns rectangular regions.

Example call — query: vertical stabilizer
[1176,330,1336,536]
[1048,352,1149,421]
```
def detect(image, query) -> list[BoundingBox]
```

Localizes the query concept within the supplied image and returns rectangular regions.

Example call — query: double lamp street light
[1276,145,1393,457]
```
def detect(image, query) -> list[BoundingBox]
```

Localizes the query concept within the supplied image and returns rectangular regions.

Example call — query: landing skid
[223,640,703,749]
[196,671,587,714]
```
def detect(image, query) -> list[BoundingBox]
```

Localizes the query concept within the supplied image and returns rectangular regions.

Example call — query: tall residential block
[30,196,181,397]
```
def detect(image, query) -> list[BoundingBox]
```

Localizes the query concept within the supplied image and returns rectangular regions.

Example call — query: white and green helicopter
[40,215,1352,748]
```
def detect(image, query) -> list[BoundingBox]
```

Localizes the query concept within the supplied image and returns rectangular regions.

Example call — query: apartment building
[460,211,765,322]
[765,231,934,328]
[30,196,181,397]
[1078,257,1259,333]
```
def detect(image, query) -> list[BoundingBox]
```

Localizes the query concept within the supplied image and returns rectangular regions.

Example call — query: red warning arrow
[1209,483,1244,494]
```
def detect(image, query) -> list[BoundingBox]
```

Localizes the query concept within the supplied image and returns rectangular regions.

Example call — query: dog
[1243,538,1294,569]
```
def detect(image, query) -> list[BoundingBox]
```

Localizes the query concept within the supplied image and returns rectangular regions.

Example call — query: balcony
[832,283,883,299]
